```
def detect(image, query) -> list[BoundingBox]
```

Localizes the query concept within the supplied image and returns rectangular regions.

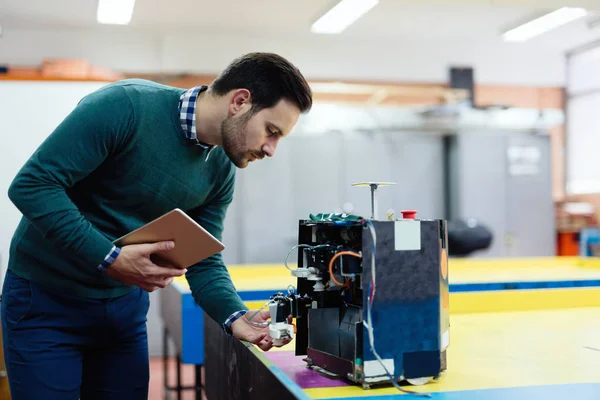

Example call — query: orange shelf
[0,73,117,82]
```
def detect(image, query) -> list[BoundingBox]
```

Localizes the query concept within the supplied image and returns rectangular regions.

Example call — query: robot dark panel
[268,216,449,389]
[307,307,340,357]
[359,220,449,381]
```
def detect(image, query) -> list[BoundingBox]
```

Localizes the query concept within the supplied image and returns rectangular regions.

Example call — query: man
[1,52,312,399]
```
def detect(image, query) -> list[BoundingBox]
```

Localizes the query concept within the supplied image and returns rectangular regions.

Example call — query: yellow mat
[300,307,600,398]
[222,256,600,291]
[173,256,600,297]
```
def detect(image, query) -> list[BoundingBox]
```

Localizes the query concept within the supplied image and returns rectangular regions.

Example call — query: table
[159,256,600,399]
[204,306,600,399]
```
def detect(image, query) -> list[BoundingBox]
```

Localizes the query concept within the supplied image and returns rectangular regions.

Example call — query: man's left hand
[230,308,292,351]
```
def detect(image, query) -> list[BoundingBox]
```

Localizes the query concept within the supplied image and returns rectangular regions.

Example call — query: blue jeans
[1,269,150,400]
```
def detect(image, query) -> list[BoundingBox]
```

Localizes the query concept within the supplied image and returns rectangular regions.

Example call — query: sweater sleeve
[185,164,248,326]
[7,84,134,270]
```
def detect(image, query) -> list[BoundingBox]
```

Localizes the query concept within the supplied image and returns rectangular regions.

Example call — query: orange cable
[328,251,362,286]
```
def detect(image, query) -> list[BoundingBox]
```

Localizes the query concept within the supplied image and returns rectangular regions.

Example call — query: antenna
[351,182,397,220]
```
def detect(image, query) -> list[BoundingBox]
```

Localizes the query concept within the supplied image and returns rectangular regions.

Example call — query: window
[565,43,600,195]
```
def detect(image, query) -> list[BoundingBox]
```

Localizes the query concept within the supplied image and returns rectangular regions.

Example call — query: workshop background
[1,0,600,399]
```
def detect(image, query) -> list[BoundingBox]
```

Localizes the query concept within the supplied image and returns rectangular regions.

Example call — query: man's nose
[262,137,279,158]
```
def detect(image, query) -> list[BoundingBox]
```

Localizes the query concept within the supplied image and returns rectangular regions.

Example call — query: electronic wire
[246,299,273,327]
[363,219,431,398]
[284,244,333,271]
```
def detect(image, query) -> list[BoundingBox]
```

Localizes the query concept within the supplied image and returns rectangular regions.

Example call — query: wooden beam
[123,73,563,110]
[366,89,389,105]
[474,85,565,110]
[0,66,566,110]
[0,65,122,82]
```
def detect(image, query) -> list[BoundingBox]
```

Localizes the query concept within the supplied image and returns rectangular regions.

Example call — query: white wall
[0,27,567,86]
[0,80,166,356]
[0,28,163,73]
[0,81,108,284]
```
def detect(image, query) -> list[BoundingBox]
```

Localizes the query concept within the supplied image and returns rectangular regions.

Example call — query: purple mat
[264,351,350,389]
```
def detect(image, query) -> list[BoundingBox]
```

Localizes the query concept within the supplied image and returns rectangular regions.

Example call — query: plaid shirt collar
[179,85,218,160]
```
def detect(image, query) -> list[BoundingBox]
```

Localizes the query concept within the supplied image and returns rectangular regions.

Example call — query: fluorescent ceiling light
[311,0,379,34]
[503,7,588,42]
[97,0,136,25]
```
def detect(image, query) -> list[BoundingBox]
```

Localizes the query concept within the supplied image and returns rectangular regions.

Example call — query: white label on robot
[394,220,421,251]
[442,330,449,350]
[364,359,395,382]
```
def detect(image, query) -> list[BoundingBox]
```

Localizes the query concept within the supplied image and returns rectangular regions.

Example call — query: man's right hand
[106,241,186,292]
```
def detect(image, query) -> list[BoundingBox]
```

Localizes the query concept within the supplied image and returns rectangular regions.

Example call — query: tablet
[113,208,225,269]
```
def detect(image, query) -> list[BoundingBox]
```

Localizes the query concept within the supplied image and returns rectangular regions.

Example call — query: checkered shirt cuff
[96,245,121,273]
[222,310,248,335]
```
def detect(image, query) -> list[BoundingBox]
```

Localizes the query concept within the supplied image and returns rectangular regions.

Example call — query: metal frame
[162,327,203,400]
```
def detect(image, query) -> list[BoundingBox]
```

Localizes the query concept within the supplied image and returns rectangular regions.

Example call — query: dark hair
[210,52,312,114]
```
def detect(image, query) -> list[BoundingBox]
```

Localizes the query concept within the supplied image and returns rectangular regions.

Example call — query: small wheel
[406,376,433,386]
[362,383,371,390]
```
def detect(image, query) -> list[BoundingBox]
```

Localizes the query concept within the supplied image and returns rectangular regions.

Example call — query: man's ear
[229,89,252,115]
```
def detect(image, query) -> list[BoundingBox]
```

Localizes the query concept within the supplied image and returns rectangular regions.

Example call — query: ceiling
[2,0,600,51]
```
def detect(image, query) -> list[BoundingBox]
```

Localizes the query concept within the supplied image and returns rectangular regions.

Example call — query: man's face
[221,96,301,168]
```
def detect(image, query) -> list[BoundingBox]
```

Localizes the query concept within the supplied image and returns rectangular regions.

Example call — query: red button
[401,210,417,219]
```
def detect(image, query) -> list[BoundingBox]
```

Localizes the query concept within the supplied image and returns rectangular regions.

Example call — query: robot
[257,183,450,391]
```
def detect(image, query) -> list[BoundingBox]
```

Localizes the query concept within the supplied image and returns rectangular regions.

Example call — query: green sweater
[7,79,248,325]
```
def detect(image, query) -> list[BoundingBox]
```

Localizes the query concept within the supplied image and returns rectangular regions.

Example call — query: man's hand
[106,241,186,292]
[230,308,293,351]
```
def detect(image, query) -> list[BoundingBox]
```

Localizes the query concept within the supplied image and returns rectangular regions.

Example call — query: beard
[221,112,253,168]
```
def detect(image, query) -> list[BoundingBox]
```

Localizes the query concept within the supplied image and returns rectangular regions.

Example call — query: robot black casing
[292,217,449,387]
